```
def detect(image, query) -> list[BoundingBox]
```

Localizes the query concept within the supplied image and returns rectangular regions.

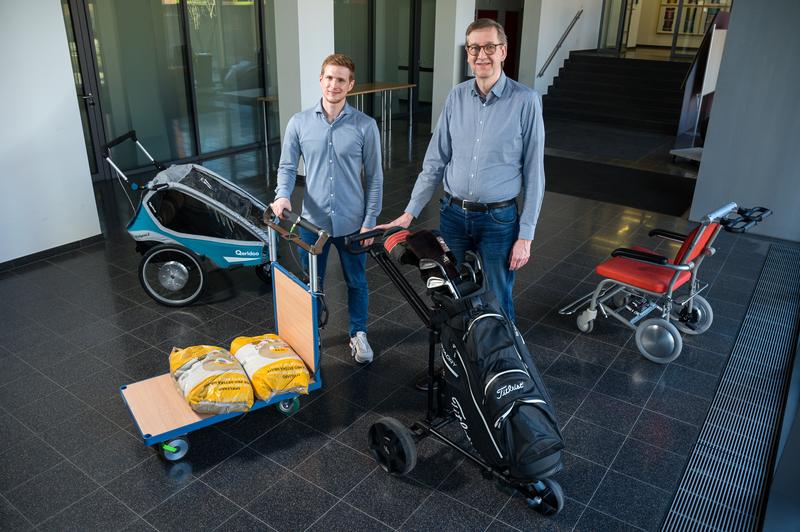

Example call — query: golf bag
[389,229,564,480]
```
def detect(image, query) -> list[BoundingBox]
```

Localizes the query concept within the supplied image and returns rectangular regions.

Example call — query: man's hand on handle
[374,212,414,231]
[360,226,375,248]
[270,197,292,220]
[508,239,531,271]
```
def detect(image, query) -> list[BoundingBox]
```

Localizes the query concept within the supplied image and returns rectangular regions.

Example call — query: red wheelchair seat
[595,246,691,294]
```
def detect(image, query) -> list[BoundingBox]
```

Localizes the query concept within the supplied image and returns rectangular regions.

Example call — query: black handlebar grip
[102,130,137,157]
[270,208,325,235]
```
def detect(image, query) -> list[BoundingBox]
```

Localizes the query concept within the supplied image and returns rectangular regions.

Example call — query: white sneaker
[350,332,374,364]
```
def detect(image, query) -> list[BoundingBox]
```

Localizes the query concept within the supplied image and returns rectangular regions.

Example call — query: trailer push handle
[263,208,329,256]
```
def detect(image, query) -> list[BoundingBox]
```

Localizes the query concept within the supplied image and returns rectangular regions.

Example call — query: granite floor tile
[561,418,626,467]
[0,495,33,531]
[216,404,288,445]
[294,393,367,437]
[589,470,672,531]
[611,438,687,492]
[594,369,657,407]
[105,456,197,514]
[526,323,578,352]
[344,469,433,528]
[250,418,331,469]
[144,480,239,532]
[401,491,493,531]
[328,369,400,410]
[6,461,98,526]
[546,354,606,389]
[308,501,392,531]
[564,336,622,367]
[609,349,666,382]
[552,451,606,505]
[661,364,720,400]
[294,440,376,497]
[0,435,62,493]
[70,429,153,485]
[573,507,640,531]
[574,392,641,436]
[541,376,591,416]
[645,382,712,426]
[38,488,139,532]
[200,446,285,507]
[631,410,700,456]
[437,458,513,517]
[41,409,118,458]
[496,493,584,532]
[246,472,337,532]
[214,510,273,532]
[0,371,59,411]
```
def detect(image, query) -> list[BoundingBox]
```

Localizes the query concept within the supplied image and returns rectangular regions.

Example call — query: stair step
[551,77,683,99]
[562,58,689,79]
[568,51,691,73]
[546,86,683,107]
[543,108,677,134]
[556,68,684,89]
[543,96,680,121]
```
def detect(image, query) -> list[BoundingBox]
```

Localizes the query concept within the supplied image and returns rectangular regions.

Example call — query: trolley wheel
[255,263,272,285]
[368,417,417,476]
[276,397,300,416]
[673,295,713,335]
[158,437,189,461]
[635,318,683,364]
[527,478,564,516]
[576,310,594,333]
[139,245,206,307]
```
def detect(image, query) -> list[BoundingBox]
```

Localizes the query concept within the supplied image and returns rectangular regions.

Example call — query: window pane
[188,0,262,153]
[89,0,193,170]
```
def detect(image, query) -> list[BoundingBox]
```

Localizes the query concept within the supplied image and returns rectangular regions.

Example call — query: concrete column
[431,0,476,131]
[273,0,335,139]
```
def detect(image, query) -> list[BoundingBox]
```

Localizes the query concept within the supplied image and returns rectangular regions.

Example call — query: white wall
[690,0,800,241]
[520,0,602,94]
[274,0,335,139]
[431,0,476,130]
[0,1,100,263]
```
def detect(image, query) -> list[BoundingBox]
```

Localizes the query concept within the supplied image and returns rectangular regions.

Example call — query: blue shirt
[275,100,383,237]
[405,73,545,240]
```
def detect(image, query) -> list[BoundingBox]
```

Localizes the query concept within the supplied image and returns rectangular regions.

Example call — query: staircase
[543,52,690,134]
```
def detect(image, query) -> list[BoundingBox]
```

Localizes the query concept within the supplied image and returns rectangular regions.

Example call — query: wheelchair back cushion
[674,222,720,265]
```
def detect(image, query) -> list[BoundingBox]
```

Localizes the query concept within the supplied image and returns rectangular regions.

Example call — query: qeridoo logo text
[234,249,260,256]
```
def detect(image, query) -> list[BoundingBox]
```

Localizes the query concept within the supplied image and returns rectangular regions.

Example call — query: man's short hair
[320,53,356,81]
[465,18,508,45]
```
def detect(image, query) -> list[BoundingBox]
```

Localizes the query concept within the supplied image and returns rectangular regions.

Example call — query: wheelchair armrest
[648,229,688,242]
[611,248,669,265]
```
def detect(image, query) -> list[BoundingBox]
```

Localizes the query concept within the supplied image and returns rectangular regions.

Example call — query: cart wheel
[139,245,205,307]
[576,310,594,333]
[276,397,299,416]
[158,437,189,461]
[527,478,564,516]
[635,318,682,364]
[255,263,272,285]
[368,417,417,476]
[673,295,713,335]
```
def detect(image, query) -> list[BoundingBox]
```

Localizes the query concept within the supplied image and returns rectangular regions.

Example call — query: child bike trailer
[103,130,272,306]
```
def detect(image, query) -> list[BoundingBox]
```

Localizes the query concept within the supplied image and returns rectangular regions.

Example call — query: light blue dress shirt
[405,73,545,241]
[275,100,383,237]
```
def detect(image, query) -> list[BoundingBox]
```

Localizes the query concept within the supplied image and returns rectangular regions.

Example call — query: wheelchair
[559,202,771,364]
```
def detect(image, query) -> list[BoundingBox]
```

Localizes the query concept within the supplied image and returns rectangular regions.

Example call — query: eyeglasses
[465,43,504,56]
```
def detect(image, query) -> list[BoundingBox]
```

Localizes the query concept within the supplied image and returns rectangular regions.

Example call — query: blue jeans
[439,199,518,322]
[299,227,368,337]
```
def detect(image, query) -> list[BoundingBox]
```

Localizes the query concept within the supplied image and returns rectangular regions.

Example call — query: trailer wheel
[255,263,272,285]
[158,437,189,461]
[276,397,299,416]
[369,417,417,476]
[139,245,205,307]
[527,478,564,516]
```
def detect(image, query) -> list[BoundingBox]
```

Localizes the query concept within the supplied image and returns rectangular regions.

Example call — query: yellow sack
[230,334,310,401]
[169,345,254,414]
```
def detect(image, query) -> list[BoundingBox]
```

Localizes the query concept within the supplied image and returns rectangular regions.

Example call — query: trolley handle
[102,130,138,157]
[344,226,404,254]
[721,206,772,233]
[263,208,329,255]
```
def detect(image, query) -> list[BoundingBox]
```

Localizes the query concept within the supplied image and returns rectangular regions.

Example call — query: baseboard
[0,233,105,272]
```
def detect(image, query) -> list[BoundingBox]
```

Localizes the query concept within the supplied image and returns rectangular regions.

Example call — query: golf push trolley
[345,227,566,517]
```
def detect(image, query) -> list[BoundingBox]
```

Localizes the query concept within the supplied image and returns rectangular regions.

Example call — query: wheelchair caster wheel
[635,318,682,364]
[368,417,417,476]
[673,295,713,335]
[576,311,594,333]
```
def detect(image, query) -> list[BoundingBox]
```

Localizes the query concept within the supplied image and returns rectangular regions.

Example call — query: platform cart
[120,209,328,461]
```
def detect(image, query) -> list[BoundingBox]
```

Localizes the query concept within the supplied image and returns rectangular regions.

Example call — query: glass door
[669,0,733,58]
[61,0,108,181]
[597,0,629,55]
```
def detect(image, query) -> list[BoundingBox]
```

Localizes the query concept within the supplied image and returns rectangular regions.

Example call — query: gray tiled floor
[0,121,783,531]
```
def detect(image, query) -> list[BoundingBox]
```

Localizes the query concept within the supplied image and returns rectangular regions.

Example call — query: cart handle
[102,129,166,173]
[721,206,772,233]
[263,208,329,255]
[343,226,404,254]
[102,130,138,157]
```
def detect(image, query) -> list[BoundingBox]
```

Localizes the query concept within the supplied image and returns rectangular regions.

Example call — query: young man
[271,54,383,363]
[378,19,545,322]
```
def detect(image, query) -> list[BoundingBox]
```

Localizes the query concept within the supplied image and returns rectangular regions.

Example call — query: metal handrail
[537,9,583,78]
